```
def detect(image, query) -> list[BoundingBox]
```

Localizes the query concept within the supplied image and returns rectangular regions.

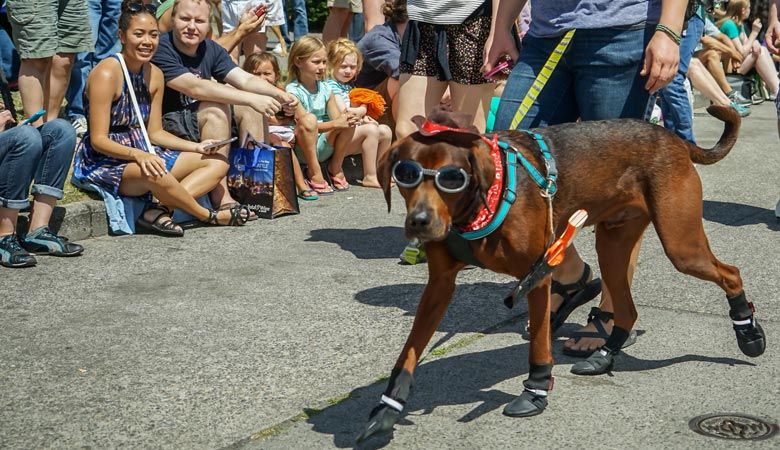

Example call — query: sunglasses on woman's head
[392,160,471,193]
[126,2,158,14]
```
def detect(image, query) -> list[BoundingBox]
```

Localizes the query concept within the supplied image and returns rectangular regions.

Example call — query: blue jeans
[495,26,655,130]
[0,119,76,209]
[659,15,704,143]
[65,0,121,120]
[290,0,308,40]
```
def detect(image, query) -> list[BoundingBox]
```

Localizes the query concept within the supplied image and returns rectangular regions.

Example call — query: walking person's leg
[659,16,703,143]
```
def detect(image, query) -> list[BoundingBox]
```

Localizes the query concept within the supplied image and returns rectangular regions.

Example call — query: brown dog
[356,106,766,442]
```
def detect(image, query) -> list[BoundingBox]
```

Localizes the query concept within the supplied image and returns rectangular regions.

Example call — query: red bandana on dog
[458,135,504,233]
[417,120,504,234]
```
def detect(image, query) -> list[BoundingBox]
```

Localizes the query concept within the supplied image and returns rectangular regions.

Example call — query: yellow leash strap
[509,29,576,130]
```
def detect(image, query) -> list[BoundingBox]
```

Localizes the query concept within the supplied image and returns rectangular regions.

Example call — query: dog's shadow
[703,200,779,230]
[300,338,754,449]
[355,281,518,341]
[306,226,407,260]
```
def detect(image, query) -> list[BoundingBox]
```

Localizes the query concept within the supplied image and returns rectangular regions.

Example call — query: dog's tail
[686,105,740,165]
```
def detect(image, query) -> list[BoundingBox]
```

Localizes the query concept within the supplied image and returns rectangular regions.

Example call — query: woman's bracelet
[655,24,682,45]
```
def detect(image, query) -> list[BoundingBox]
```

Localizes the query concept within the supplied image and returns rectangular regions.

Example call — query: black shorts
[162,102,239,143]
[162,102,201,142]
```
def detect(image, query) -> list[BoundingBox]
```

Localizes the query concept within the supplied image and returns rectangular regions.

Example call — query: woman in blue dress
[74,1,248,236]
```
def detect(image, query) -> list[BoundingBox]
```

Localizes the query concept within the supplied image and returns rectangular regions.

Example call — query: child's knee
[297,112,318,131]
[379,124,392,139]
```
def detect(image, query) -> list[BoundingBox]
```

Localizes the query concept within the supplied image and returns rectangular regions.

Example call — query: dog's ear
[377,145,399,212]
[468,141,495,202]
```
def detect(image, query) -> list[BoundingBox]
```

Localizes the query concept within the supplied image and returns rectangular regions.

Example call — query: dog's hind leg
[650,174,765,357]
[503,281,554,417]
[571,216,650,376]
[357,242,462,443]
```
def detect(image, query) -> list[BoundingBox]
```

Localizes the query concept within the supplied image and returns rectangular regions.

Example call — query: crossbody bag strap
[509,29,575,130]
[116,53,156,156]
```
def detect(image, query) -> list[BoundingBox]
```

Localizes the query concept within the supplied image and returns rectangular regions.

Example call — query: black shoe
[733,317,766,357]
[570,348,616,376]
[503,389,548,417]
[21,227,84,256]
[0,234,37,268]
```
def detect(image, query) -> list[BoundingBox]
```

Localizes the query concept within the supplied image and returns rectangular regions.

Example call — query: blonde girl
[286,36,368,192]
[244,52,323,200]
[325,38,392,188]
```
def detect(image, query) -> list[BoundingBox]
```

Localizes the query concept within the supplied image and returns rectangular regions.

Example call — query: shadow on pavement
[300,341,753,449]
[703,200,780,230]
[306,226,407,259]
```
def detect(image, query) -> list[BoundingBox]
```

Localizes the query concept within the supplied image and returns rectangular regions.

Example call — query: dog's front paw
[356,403,401,444]
[503,389,548,417]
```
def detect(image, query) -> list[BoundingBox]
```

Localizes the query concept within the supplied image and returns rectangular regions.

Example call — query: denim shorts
[494,25,655,130]
[6,0,93,59]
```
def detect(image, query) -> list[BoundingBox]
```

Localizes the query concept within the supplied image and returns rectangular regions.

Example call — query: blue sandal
[297,189,320,201]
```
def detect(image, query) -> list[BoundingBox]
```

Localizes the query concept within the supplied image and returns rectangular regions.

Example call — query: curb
[18,199,108,242]
[17,155,364,243]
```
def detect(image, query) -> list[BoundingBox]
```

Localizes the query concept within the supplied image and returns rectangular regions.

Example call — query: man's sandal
[136,204,184,237]
[550,263,602,332]
[204,203,251,226]
[562,307,637,358]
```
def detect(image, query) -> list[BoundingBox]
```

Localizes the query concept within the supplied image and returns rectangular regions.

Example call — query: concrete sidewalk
[1,103,778,448]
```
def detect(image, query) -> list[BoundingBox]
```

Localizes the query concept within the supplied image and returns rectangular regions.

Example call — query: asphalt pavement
[1,103,778,449]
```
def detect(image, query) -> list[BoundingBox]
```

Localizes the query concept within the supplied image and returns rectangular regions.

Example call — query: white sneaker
[272,43,283,56]
[71,117,88,137]
[775,198,780,220]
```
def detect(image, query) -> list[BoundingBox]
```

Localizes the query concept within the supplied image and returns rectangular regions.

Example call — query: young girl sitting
[243,52,324,200]
[325,38,392,188]
[286,36,386,191]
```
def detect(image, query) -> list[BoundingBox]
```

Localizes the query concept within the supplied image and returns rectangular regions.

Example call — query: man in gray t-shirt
[530,0,661,38]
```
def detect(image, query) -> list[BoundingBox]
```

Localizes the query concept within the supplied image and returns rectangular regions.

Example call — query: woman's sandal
[136,204,184,237]
[550,263,602,332]
[203,203,251,226]
[328,171,350,191]
[219,202,258,221]
[561,307,638,358]
[306,178,335,195]
[297,189,320,201]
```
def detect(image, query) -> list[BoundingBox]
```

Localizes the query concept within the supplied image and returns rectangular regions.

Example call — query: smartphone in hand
[203,137,237,151]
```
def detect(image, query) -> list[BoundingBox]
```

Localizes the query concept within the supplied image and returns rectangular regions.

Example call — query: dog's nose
[409,209,432,230]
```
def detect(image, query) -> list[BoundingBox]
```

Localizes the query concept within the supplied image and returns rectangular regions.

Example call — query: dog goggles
[392,160,470,193]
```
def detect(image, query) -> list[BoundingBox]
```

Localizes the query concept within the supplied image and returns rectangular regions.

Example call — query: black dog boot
[503,364,552,417]
[356,368,413,444]
[571,327,631,376]
[729,292,766,357]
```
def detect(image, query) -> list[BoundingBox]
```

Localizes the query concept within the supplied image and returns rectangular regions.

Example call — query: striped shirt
[407,1,484,25]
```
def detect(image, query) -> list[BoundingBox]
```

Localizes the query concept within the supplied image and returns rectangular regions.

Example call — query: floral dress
[73,55,179,195]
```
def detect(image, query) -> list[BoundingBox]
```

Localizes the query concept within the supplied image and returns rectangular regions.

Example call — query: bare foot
[359,175,382,188]
[563,315,612,353]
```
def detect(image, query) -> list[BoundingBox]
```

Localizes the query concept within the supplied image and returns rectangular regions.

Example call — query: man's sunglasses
[392,160,470,193]
[126,2,158,15]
